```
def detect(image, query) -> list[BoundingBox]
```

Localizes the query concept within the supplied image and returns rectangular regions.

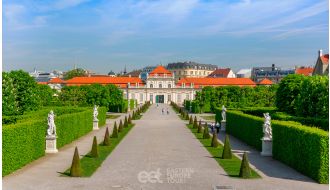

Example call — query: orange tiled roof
[208,68,230,78]
[177,78,256,88]
[65,76,143,87]
[37,82,48,85]
[149,66,172,76]
[258,78,273,85]
[295,67,314,76]
[320,54,329,65]
[48,77,66,84]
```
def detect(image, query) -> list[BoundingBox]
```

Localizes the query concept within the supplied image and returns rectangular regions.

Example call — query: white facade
[125,72,196,105]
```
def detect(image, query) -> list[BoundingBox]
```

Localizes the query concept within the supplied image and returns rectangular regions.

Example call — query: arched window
[168,84,171,88]
[159,83,162,88]
[150,84,153,88]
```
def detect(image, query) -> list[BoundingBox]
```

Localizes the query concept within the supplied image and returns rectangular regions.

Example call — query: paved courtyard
[3,104,328,190]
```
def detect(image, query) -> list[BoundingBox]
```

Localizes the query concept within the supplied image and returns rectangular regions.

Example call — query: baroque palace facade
[47,66,258,105]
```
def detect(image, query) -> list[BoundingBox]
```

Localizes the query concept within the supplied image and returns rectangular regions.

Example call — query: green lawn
[200,115,215,121]
[63,123,135,177]
[106,114,121,119]
[186,124,260,178]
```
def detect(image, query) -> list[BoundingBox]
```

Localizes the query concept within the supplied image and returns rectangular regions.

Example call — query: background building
[207,68,236,78]
[251,64,294,83]
[313,49,329,76]
[166,61,217,80]
[236,69,251,78]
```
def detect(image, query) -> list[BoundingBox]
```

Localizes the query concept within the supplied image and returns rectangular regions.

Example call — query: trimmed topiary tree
[103,127,110,146]
[90,136,99,158]
[203,123,210,139]
[239,152,251,178]
[222,135,232,159]
[193,117,198,129]
[128,114,132,124]
[189,115,193,124]
[197,121,203,133]
[70,147,82,177]
[185,113,189,120]
[211,131,219,147]
[111,122,118,138]
[124,116,128,127]
[118,120,123,132]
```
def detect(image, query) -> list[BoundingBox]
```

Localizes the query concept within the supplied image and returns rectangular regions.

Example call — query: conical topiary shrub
[211,131,219,147]
[132,111,136,119]
[128,114,132,124]
[103,127,110,146]
[222,135,232,159]
[70,147,82,177]
[118,120,123,132]
[197,121,203,133]
[185,113,189,120]
[111,121,118,138]
[239,152,251,178]
[203,123,210,139]
[193,117,198,129]
[90,136,99,158]
[124,116,128,127]
[189,115,193,124]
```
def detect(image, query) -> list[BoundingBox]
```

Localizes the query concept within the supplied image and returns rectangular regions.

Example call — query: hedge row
[272,120,328,183]
[220,109,329,183]
[239,107,328,131]
[3,106,106,176]
[224,110,264,151]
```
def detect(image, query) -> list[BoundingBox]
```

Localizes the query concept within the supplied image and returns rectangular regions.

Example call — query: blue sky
[3,0,329,73]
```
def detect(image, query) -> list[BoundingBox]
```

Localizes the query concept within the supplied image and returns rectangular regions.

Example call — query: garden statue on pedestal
[221,105,227,131]
[93,105,99,121]
[45,110,58,153]
[261,112,272,156]
[221,105,227,121]
[47,110,56,137]
[93,105,99,130]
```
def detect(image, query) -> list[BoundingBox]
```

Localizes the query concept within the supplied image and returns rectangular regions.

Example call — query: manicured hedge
[239,107,328,131]
[221,109,329,183]
[2,106,106,176]
[224,110,264,150]
[272,120,329,183]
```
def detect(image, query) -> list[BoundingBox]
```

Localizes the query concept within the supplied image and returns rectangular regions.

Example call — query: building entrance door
[156,95,164,103]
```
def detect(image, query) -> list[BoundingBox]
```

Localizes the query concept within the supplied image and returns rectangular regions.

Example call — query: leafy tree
[63,68,87,80]
[2,72,19,116]
[36,84,54,106]
[275,74,305,114]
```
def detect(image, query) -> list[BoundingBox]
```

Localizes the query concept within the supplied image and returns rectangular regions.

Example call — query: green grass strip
[63,123,135,177]
[186,124,260,179]
[106,114,121,119]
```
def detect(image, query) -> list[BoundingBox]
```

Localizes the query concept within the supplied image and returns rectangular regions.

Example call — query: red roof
[295,67,314,76]
[177,78,256,88]
[65,77,143,87]
[208,68,231,78]
[258,78,273,85]
[48,77,66,84]
[320,54,329,65]
[149,66,172,77]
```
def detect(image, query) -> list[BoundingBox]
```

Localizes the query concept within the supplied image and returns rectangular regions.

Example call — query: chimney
[319,49,323,57]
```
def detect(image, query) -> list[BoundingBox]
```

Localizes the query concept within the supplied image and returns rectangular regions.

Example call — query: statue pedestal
[221,120,226,132]
[45,136,58,153]
[261,138,272,156]
[93,120,99,130]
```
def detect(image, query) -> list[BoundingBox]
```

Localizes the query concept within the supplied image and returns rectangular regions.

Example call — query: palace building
[45,65,257,105]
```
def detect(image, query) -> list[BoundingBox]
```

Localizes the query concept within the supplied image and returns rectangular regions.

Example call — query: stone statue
[221,105,227,121]
[93,105,99,121]
[263,113,272,139]
[47,110,56,136]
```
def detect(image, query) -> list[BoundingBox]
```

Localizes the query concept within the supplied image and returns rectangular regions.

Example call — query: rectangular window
[140,93,143,102]
[150,94,153,103]
[168,94,171,102]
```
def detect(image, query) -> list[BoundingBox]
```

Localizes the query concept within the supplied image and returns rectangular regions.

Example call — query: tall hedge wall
[220,109,329,183]
[272,120,329,183]
[3,107,106,176]
[224,110,264,150]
